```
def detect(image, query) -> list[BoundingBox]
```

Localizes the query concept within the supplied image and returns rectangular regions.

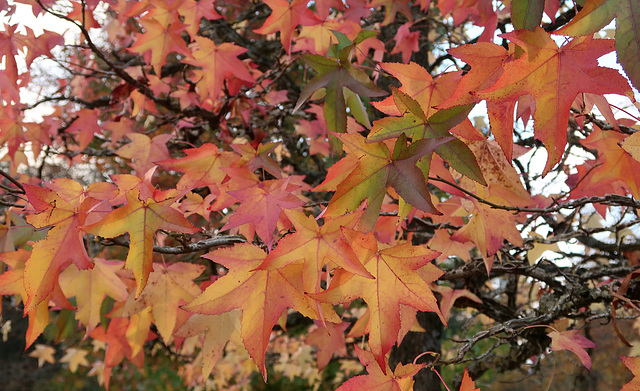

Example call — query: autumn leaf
[60,348,90,373]
[317,132,453,229]
[119,262,205,342]
[372,62,484,141]
[621,356,640,391]
[511,0,544,30]
[577,125,640,199]
[475,27,632,173]
[128,18,192,76]
[432,285,482,324]
[183,37,255,101]
[335,346,424,390]
[182,243,337,379]
[294,47,386,136]
[179,0,221,38]
[22,184,96,313]
[115,133,172,175]
[548,329,597,370]
[305,320,350,370]
[82,189,200,297]
[254,0,319,54]
[368,87,485,185]
[0,249,69,348]
[459,368,480,391]
[369,0,413,26]
[230,141,283,179]
[29,344,56,368]
[314,229,444,367]
[450,198,524,273]
[436,42,517,159]
[156,143,238,191]
[391,22,420,63]
[174,310,242,379]
[257,209,371,293]
[90,317,146,389]
[59,258,129,337]
[221,178,304,250]
[555,0,640,92]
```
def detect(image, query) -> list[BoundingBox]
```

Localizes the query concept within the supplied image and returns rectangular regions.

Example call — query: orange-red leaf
[183,37,254,101]
[548,329,596,370]
[221,178,304,249]
[621,356,640,391]
[459,368,480,391]
[305,320,350,370]
[82,189,199,297]
[182,243,337,380]
[23,184,95,313]
[475,27,632,173]
[257,209,371,292]
[335,346,424,390]
[314,229,444,368]
[254,0,319,53]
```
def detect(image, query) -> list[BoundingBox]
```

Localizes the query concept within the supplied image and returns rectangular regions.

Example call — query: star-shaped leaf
[314,229,444,367]
[128,18,192,76]
[548,329,596,370]
[335,346,425,390]
[22,185,96,313]
[475,27,632,173]
[368,87,485,185]
[59,258,128,337]
[257,209,370,293]
[183,37,254,101]
[556,0,640,92]
[156,143,238,191]
[82,189,200,297]
[182,243,337,379]
[221,178,305,249]
[120,262,204,342]
[254,0,319,53]
[318,132,452,228]
[294,50,386,136]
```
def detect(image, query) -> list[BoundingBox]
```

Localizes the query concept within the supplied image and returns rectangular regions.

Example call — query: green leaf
[294,54,386,135]
[368,88,486,185]
[512,0,544,30]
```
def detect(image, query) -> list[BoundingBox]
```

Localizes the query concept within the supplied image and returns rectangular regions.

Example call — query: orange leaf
[621,356,640,391]
[450,199,523,273]
[182,243,337,380]
[128,18,192,76]
[459,368,480,391]
[335,346,424,390]
[305,320,350,370]
[254,0,319,53]
[59,258,128,337]
[174,310,241,379]
[314,229,444,368]
[82,189,200,297]
[183,37,254,101]
[119,262,204,342]
[221,178,304,249]
[257,209,371,293]
[157,143,238,191]
[23,185,96,312]
[548,329,596,370]
[475,27,632,173]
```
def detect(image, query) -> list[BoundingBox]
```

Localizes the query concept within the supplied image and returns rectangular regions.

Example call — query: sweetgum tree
[1,0,640,389]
